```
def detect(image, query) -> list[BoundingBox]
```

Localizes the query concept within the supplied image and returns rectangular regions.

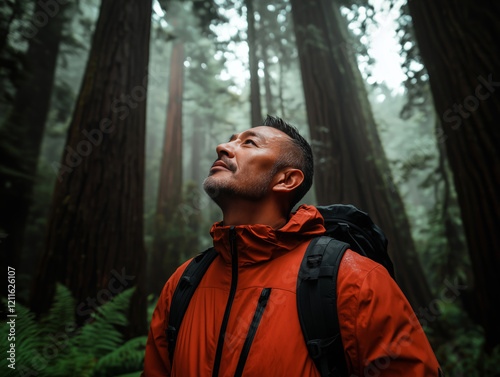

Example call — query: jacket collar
[210,205,326,266]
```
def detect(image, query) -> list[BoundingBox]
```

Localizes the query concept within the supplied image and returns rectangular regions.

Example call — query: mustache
[211,157,236,172]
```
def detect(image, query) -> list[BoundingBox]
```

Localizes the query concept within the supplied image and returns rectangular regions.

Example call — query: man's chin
[203,176,224,200]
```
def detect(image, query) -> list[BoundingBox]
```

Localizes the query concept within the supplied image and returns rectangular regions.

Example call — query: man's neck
[219,197,288,229]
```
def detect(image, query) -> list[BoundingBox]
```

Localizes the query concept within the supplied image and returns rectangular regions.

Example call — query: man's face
[203,126,289,202]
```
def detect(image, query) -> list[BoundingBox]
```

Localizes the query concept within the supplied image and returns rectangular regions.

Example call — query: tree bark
[245,0,262,126]
[408,0,500,348]
[290,0,434,311]
[262,49,275,115]
[149,41,185,295]
[435,131,469,283]
[190,114,202,184]
[30,0,152,337]
[0,0,68,286]
[278,57,285,117]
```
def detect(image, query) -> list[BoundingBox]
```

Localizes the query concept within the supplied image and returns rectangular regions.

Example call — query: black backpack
[165,204,395,377]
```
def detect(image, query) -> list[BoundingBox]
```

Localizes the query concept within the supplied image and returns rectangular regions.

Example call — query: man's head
[203,115,314,214]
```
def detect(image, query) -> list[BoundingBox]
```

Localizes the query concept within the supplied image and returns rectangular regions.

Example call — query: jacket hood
[210,204,326,266]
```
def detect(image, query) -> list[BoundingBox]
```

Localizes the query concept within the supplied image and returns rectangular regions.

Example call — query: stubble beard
[203,168,276,203]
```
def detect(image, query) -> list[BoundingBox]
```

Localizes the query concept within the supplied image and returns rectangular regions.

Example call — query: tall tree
[407,0,500,348]
[0,0,70,282]
[190,114,203,184]
[290,0,433,310]
[245,0,262,125]
[257,2,276,116]
[150,39,185,295]
[30,0,152,336]
[262,49,275,115]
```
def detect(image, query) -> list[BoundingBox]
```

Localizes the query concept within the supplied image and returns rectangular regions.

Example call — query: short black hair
[259,115,314,211]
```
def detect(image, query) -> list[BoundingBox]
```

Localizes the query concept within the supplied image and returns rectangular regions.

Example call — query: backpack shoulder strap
[297,236,350,377]
[166,247,218,364]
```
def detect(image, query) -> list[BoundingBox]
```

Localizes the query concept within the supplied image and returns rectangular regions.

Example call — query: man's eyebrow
[228,130,265,142]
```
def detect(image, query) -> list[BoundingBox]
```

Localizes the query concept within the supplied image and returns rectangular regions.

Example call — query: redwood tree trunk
[262,49,275,115]
[190,114,202,184]
[30,0,152,336]
[150,41,185,295]
[278,57,286,117]
[290,0,434,311]
[408,0,500,348]
[0,0,68,284]
[245,0,262,126]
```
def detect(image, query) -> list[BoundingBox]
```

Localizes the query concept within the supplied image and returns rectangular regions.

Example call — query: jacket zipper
[234,287,272,377]
[212,226,238,377]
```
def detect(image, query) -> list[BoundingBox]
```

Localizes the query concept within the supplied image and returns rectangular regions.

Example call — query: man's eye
[244,139,256,145]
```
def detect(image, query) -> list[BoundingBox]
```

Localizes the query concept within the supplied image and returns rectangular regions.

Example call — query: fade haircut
[259,115,314,211]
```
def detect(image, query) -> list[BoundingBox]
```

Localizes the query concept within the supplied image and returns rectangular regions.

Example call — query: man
[143,116,441,376]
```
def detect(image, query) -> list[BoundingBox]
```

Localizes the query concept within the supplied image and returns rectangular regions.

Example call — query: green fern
[77,287,134,356]
[113,373,143,377]
[39,283,77,335]
[1,300,47,376]
[93,336,148,377]
[1,285,147,377]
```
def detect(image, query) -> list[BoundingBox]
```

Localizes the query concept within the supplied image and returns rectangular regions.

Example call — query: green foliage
[38,284,76,336]
[1,298,47,372]
[93,337,148,377]
[0,0,31,107]
[433,303,500,377]
[0,284,146,377]
[395,1,431,119]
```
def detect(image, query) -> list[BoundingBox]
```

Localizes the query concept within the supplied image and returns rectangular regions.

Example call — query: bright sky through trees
[208,0,408,94]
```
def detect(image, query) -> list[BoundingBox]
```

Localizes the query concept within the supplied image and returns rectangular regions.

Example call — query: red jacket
[143,205,441,376]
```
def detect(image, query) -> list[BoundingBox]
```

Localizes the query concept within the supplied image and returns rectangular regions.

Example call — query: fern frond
[92,336,147,377]
[96,287,135,328]
[74,287,136,357]
[42,348,96,377]
[0,286,141,377]
[0,299,47,375]
[112,372,143,377]
[39,283,77,335]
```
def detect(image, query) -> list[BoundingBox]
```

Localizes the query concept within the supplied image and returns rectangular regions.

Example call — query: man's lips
[210,160,232,171]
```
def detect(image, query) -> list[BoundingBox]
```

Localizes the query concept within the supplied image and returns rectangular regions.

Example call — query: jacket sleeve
[142,262,191,377]
[349,263,441,376]
[141,280,172,377]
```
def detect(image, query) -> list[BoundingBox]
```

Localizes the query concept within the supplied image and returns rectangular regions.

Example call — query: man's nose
[216,141,235,158]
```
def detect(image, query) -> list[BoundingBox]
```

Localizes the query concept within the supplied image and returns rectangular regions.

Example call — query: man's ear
[272,168,304,193]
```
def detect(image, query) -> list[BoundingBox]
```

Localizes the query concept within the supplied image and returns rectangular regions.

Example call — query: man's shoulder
[337,249,395,296]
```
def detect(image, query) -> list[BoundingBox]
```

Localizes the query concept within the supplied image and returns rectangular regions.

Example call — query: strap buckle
[306,339,323,359]
[166,325,177,344]
[306,336,339,359]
